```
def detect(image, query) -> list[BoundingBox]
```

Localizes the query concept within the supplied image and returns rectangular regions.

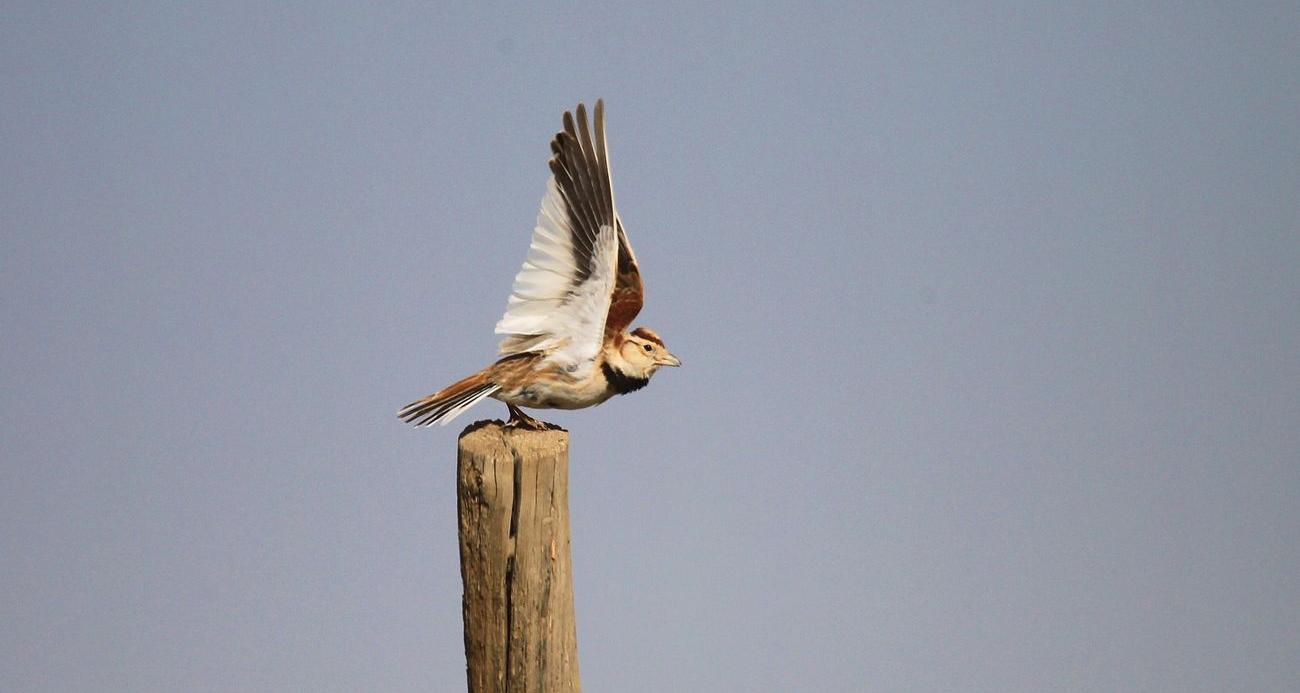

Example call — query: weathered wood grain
[457,421,580,693]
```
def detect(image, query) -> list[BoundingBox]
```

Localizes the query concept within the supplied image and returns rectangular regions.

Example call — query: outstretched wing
[494,101,620,371]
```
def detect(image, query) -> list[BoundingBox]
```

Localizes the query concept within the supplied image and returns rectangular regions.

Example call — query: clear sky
[3,3,1298,691]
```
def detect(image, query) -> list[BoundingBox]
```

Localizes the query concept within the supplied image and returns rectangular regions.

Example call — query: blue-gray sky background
[3,3,1298,691]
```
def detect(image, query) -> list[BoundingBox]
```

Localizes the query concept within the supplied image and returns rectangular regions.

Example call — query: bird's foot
[506,404,555,431]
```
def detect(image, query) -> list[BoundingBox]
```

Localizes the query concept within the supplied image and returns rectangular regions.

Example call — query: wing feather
[596,102,643,339]
[495,101,624,372]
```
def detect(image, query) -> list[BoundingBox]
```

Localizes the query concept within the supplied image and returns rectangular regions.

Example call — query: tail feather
[399,369,500,427]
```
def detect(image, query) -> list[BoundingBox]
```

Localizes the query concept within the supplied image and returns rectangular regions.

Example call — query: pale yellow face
[619,331,681,375]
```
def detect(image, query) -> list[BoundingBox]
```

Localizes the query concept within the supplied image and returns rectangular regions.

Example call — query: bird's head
[618,326,681,378]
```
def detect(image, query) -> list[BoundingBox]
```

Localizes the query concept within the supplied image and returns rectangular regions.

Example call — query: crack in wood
[504,443,524,690]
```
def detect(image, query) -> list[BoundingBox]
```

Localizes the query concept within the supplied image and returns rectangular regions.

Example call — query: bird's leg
[506,403,550,431]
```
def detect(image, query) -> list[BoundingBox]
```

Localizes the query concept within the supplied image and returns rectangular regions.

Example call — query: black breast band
[601,362,650,395]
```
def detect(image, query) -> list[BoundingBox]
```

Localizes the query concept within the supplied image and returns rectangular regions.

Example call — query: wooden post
[456,421,581,693]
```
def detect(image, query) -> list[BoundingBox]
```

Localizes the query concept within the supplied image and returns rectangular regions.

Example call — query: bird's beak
[659,352,681,367]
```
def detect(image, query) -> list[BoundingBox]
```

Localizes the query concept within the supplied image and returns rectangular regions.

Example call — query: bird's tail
[398,368,501,427]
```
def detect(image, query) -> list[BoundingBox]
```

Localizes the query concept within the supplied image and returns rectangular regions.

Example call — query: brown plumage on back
[399,100,678,430]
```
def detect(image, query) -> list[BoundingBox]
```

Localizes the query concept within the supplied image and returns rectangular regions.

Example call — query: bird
[398,100,680,430]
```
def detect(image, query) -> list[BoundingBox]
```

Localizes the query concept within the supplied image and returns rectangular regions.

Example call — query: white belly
[492,375,614,410]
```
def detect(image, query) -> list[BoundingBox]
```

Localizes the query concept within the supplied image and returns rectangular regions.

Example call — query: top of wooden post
[458,419,569,450]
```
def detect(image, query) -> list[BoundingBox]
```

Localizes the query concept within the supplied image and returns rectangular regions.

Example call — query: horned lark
[399,100,679,429]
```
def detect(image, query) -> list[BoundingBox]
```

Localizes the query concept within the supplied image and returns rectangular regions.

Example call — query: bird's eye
[643,344,653,351]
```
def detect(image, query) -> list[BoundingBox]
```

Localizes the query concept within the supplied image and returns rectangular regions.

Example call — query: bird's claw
[506,404,555,431]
